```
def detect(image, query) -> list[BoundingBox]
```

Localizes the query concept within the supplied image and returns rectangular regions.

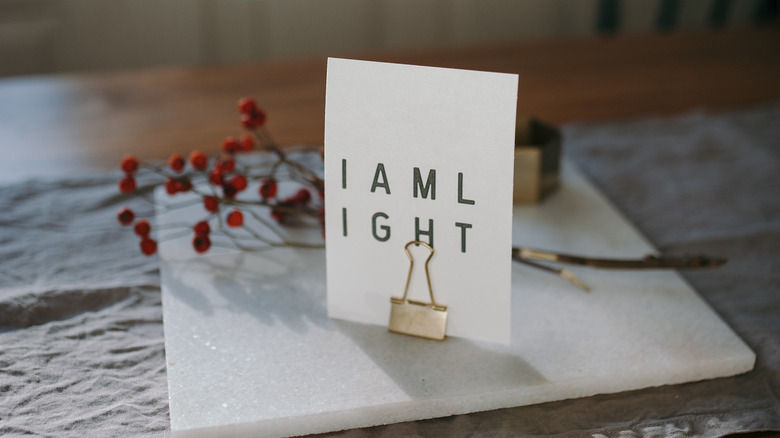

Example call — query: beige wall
[0,0,762,77]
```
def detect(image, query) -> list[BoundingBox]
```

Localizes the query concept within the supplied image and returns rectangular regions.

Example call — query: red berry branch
[113,98,728,294]
[116,97,325,257]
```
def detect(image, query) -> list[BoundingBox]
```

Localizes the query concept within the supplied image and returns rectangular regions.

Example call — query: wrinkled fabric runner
[1,104,778,437]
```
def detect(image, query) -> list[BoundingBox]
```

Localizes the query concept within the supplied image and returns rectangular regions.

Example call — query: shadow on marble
[162,248,330,334]
[335,319,547,399]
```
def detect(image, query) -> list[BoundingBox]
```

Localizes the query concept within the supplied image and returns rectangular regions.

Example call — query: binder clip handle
[398,240,445,311]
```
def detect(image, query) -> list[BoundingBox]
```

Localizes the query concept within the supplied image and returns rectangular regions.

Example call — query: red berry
[293,188,311,204]
[203,195,219,213]
[240,135,254,152]
[253,109,267,127]
[120,155,139,174]
[317,207,325,225]
[164,178,180,195]
[215,155,235,173]
[259,178,278,200]
[237,97,257,114]
[134,219,151,237]
[222,136,240,154]
[240,113,256,129]
[241,110,267,129]
[168,153,185,173]
[230,174,248,192]
[252,109,268,128]
[117,207,135,225]
[188,150,208,170]
[139,238,157,256]
[270,209,284,223]
[209,169,223,186]
[193,220,210,235]
[226,210,244,227]
[118,175,136,193]
[193,235,211,253]
[222,182,237,199]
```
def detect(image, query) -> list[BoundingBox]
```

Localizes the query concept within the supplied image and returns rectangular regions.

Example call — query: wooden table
[0,28,779,183]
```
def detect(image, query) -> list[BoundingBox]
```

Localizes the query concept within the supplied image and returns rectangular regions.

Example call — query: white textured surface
[159,160,755,437]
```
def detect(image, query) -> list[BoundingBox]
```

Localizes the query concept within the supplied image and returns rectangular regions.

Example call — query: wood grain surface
[1,28,778,182]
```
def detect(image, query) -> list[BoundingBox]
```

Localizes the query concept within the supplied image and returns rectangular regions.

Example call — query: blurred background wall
[0,0,776,78]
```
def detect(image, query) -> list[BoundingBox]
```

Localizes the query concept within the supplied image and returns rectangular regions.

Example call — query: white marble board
[158,159,755,437]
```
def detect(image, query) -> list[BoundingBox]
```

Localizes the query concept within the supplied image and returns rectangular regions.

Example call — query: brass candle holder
[513,117,562,204]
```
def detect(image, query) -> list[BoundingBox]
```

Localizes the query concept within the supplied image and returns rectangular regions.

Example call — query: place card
[324,58,518,343]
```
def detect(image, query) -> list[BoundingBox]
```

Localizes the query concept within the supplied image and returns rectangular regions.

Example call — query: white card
[324,58,517,344]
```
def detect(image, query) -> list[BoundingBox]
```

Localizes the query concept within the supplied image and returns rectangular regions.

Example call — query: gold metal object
[513,117,562,204]
[514,258,590,292]
[388,241,448,341]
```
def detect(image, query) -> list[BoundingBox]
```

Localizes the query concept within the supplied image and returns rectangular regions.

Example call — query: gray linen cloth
[1,104,778,437]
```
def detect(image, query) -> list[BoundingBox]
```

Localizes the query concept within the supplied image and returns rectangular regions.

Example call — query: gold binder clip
[388,240,448,341]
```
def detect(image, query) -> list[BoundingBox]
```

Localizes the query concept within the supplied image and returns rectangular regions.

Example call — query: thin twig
[512,247,727,270]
